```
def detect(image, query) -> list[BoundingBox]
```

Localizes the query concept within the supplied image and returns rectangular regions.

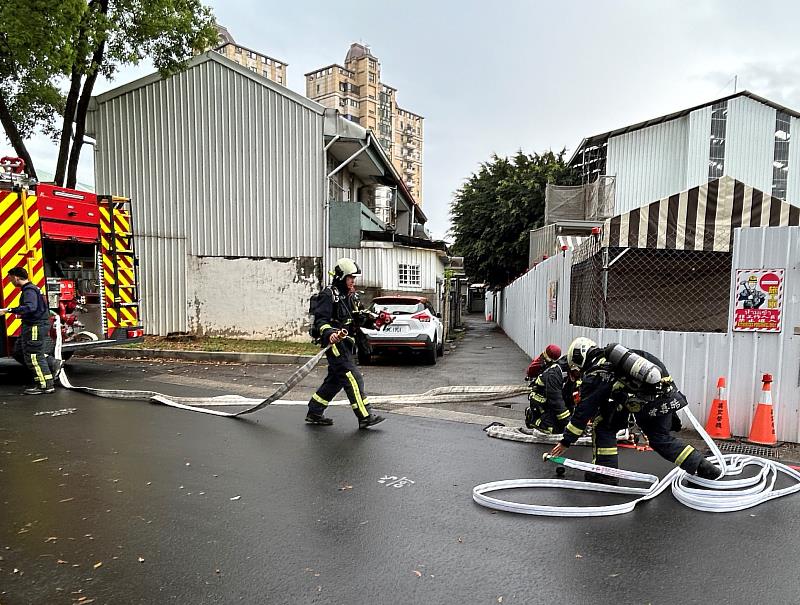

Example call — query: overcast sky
[21,0,800,240]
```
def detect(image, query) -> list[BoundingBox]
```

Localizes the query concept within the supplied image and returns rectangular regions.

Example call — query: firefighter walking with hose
[305,258,391,428]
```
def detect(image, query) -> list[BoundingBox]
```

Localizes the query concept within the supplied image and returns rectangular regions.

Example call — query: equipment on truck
[0,156,143,362]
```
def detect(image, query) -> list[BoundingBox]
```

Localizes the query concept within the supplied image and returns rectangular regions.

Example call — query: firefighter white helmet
[332,257,361,279]
[567,337,597,370]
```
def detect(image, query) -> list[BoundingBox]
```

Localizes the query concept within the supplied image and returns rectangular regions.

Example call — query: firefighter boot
[23,385,55,395]
[305,413,334,426]
[358,414,385,429]
[695,459,723,480]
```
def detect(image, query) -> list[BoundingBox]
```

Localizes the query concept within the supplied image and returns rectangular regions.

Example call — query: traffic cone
[747,373,778,446]
[704,377,731,440]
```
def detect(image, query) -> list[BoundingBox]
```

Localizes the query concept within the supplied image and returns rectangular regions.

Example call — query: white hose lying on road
[54,322,529,416]
[473,408,800,515]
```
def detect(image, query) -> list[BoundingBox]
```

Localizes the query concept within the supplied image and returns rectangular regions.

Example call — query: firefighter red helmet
[544,344,561,361]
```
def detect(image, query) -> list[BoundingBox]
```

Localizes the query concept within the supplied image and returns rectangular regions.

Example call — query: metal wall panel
[89,57,325,258]
[136,235,187,335]
[725,96,774,193]
[606,118,689,214]
[686,106,711,189]
[493,226,800,441]
[728,227,800,442]
[328,244,443,294]
[787,116,800,204]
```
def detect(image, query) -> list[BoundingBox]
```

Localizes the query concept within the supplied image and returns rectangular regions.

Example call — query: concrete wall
[186,256,321,341]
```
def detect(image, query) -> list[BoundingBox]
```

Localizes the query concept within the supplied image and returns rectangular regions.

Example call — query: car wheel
[424,337,437,365]
[436,338,444,357]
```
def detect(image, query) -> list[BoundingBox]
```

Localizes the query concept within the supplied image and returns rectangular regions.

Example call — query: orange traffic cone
[704,377,731,440]
[747,373,778,446]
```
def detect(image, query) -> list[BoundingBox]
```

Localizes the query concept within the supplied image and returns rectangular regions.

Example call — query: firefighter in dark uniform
[305,258,387,429]
[0,266,62,395]
[549,337,721,484]
[524,355,579,435]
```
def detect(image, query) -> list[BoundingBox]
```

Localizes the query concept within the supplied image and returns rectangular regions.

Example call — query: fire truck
[0,157,143,362]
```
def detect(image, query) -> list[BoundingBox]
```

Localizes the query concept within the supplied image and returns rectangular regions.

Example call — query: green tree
[0,0,218,187]
[450,150,578,288]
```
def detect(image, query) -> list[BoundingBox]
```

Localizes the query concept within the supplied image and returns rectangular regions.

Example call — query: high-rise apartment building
[211,24,288,86]
[305,44,424,203]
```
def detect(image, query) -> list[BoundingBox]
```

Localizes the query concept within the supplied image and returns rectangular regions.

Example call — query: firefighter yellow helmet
[567,337,597,370]
[332,257,361,279]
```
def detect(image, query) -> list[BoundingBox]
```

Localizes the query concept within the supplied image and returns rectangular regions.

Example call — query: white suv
[360,296,444,365]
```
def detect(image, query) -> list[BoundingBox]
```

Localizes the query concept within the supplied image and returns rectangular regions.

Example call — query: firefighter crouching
[524,354,580,436]
[0,266,63,395]
[524,343,561,382]
[306,258,390,429]
[549,338,721,485]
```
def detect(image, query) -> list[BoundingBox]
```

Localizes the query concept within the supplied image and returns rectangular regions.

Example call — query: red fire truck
[0,157,143,362]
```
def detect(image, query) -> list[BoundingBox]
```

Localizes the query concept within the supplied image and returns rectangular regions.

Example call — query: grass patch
[122,335,319,355]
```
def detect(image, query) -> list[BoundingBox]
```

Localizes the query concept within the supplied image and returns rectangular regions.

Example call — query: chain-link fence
[570,239,732,332]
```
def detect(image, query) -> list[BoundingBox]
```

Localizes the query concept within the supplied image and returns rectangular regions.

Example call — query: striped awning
[557,235,587,250]
[602,176,800,251]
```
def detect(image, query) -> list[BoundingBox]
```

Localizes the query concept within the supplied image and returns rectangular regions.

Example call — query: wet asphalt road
[2,319,800,604]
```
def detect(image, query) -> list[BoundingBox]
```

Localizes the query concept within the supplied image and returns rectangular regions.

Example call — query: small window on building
[398,264,421,288]
[772,111,791,200]
[708,101,728,180]
[267,58,272,66]
[317,84,321,94]
[278,76,283,84]
[235,46,242,54]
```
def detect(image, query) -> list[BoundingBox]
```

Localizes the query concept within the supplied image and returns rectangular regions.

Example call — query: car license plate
[383,325,406,333]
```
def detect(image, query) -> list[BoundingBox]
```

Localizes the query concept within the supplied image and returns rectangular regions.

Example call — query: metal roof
[90,52,321,114]
[568,90,800,166]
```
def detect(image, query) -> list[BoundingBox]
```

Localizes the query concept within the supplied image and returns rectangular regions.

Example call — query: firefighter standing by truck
[549,337,722,484]
[306,258,390,429]
[0,266,62,394]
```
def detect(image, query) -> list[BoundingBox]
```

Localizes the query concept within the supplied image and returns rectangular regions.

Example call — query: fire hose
[472,407,800,515]
[54,324,529,416]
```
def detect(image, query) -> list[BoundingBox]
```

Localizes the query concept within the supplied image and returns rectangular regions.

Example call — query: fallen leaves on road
[32,457,48,463]
[45,537,58,543]
[93,562,102,569]
[338,484,353,491]
[138,557,145,563]
[230,495,241,501]
[413,570,422,577]
[575,553,583,559]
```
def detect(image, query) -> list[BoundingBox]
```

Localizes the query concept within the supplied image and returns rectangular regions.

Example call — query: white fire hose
[53,322,529,415]
[472,407,800,515]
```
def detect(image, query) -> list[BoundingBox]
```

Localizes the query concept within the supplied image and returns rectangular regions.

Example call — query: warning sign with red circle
[733,269,784,332]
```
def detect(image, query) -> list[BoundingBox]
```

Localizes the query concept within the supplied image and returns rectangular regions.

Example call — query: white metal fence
[487,226,800,442]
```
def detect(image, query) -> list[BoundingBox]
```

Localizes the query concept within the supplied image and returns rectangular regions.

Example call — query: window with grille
[708,101,728,180]
[398,264,421,287]
[772,111,791,200]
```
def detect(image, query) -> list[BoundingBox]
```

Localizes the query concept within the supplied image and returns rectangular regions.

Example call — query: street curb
[75,347,314,365]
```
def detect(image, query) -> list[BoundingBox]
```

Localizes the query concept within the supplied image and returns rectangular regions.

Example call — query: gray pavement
[2,316,800,604]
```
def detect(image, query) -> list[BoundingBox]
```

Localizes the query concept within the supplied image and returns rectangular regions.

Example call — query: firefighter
[548,337,721,485]
[524,355,579,435]
[306,258,386,429]
[737,275,766,309]
[524,344,561,381]
[0,266,62,395]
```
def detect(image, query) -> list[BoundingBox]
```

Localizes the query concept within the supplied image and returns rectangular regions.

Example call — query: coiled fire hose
[54,324,529,415]
[472,407,800,515]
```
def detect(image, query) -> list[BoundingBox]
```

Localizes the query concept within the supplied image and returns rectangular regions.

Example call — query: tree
[0,0,219,187]
[449,150,579,288]
[0,0,85,179]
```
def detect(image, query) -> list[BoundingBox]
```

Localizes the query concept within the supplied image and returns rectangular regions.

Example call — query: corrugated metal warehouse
[571,91,800,215]
[87,52,325,338]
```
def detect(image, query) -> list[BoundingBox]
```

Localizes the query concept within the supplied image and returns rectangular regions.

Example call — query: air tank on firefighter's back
[606,343,662,385]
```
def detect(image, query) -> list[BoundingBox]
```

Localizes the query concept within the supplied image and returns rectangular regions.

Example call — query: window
[772,111,791,200]
[708,101,727,180]
[398,264,421,287]
[235,46,242,54]
[277,76,283,84]
[317,84,321,94]
[267,58,272,66]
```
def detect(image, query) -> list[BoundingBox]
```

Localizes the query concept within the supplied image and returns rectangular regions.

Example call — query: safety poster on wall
[732,269,784,332]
